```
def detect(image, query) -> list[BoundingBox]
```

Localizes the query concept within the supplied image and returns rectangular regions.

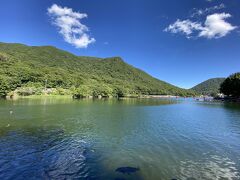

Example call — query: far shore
[3,94,240,103]
[5,94,72,100]
[3,94,192,100]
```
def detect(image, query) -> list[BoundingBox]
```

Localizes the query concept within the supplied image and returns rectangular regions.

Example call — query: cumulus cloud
[48,4,95,48]
[165,13,237,39]
[199,13,237,38]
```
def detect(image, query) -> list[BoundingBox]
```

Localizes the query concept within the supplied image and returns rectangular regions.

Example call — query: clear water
[0,98,240,180]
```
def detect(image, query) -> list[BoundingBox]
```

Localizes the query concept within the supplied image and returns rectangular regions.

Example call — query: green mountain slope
[0,42,195,97]
[191,78,226,96]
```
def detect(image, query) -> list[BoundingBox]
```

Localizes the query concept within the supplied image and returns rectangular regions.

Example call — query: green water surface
[0,98,240,180]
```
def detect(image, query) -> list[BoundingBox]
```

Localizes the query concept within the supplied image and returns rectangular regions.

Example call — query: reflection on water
[5,97,178,106]
[0,98,240,179]
[0,127,100,180]
[180,154,239,180]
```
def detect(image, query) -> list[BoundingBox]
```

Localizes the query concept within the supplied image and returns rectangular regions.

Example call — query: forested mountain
[191,78,225,96]
[220,73,240,98]
[0,42,196,97]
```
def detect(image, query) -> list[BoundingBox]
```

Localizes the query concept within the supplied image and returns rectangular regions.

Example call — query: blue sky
[0,0,239,88]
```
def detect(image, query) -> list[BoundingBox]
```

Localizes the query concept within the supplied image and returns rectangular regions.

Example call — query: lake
[0,97,240,180]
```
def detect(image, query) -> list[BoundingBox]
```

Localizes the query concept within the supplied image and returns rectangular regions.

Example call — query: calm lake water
[0,97,240,180]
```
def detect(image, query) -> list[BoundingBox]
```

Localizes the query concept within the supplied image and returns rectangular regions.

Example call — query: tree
[220,72,240,97]
[0,52,8,61]
[0,75,19,97]
[73,85,92,98]
[92,85,113,98]
[113,86,129,97]
[0,76,10,97]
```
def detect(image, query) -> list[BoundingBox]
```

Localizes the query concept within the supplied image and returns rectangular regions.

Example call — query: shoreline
[5,95,73,100]
[2,95,240,104]
[3,93,239,102]
[3,94,189,100]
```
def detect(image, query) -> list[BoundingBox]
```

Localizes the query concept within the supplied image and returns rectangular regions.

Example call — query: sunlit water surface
[0,98,240,180]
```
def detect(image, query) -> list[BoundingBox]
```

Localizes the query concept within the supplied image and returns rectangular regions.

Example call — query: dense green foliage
[191,78,225,96]
[0,42,196,98]
[220,73,240,98]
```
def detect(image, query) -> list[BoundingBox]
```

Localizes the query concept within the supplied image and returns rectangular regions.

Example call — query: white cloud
[164,20,203,38]
[48,4,95,48]
[165,13,237,39]
[199,13,237,38]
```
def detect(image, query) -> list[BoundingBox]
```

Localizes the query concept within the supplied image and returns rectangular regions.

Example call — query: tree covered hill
[0,42,196,97]
[191,78,226,96]
[220,72,240,98]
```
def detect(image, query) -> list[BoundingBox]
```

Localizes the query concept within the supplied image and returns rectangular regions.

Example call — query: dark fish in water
[115,167,140,175]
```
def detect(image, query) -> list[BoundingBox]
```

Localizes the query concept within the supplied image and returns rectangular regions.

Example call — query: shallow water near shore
[0,97,240,180]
